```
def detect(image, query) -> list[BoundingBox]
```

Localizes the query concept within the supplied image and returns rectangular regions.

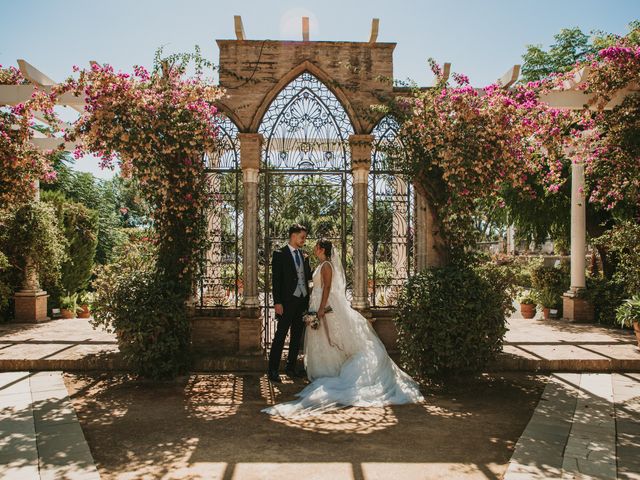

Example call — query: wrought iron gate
[369,116,414,307]
[258,72,354,351]
[198,115,242,308]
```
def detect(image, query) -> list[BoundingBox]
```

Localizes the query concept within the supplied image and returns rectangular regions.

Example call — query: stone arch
[214,102,246,133]
[249,60,362,134]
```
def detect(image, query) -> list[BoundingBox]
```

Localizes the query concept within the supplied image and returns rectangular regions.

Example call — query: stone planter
[520,303,536,319]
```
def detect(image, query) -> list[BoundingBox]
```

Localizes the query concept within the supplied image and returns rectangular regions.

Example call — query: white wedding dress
[262,256,424,417]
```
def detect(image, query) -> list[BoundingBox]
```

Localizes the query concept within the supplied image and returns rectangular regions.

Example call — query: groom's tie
[294,249,301,268]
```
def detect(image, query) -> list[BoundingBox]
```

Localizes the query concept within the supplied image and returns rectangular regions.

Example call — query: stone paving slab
[505,373,640,480]
[0,372,39,480]
[0,371,100,480]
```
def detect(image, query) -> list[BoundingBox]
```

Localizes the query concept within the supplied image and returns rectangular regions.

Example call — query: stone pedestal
[563,292,594,323]
[238,307,262,354]
[350,134,373,310]
[14,290,49,323]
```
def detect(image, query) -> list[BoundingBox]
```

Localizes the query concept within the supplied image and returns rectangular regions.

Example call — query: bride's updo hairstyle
[317,239,333,259]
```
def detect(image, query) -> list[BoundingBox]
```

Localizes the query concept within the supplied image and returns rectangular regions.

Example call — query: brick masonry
[216,40,396,133]
[13,291,49,323]
[563,295,595,323]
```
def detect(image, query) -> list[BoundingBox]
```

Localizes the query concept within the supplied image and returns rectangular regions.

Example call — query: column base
[563,292,594,323]
[14,289,50,323]
[351,298,370,312]
[241,296,261,309]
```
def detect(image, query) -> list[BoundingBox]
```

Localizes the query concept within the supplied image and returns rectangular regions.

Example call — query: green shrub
[395,262,514,378]
[41,191,98,306]
[512,256,544,288]
[616,295,640,328]
[59,292,81,313]
[91,237,191,379]
[537,289,561,309]
[594,221,640,297]
[0,202,67,290]
[59,203,98,293]
[0,252,12,321]
[585,275,626,326]
[531,263,569,310]
[518,290,536,305]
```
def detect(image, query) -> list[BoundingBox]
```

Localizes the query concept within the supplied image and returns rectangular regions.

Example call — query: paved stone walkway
[0,318,123,371]
[0,315,638,372]
[505,373,640,479]
[500,314,640,371]
[0,371,100,479]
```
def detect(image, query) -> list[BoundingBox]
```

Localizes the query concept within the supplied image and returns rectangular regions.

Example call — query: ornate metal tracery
[369,116,414,307]
[198,115,243,308]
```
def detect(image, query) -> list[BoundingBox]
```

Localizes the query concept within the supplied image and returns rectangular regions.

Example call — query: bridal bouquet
[303,306,332,330]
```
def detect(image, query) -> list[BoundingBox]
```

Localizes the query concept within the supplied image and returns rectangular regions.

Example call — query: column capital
[242,168,259,184]
[349,134,373,172]
[239,133,264,170]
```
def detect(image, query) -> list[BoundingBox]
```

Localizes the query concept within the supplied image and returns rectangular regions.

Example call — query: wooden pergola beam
[17,59,84,114]
[497,64,520,88]
[369,18,380,44]
[31,137,79,152]
[0,85,85,107]
[234,15,245,40]
[432,62,451,86]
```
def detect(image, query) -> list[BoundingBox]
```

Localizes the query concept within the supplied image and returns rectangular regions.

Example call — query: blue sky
[1,0,638,178]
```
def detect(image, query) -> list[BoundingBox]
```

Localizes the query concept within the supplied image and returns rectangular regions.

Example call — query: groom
[268,224,312,383]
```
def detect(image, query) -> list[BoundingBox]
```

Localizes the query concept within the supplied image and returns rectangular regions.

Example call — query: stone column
[238,133,262,353]
[415,187,447,270]
[14,179,49,323]
[415,190,429,272]
[391,177,408,299]
[506,224,516,255]
[563,157,593,322]
[239,133,262,308]
[350,134,373,311]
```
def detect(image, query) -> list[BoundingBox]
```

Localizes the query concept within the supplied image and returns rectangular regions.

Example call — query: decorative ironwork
[260,72,354,171]
[198,115,243,308]
[369,116,414,307]
[258,72,354,350]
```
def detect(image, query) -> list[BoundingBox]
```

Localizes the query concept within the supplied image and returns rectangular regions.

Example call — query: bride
[262,239,424,417]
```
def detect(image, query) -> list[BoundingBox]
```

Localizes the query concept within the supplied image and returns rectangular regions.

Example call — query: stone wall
[216,40,396,133]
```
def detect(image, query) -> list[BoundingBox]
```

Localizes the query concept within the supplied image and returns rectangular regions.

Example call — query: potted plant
[616,295,640,349]
[77,291,93,319]
[518,291,537,319]
[538,289,560,320]
[59,293,80,319]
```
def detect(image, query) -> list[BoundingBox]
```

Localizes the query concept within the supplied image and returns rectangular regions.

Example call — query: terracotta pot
[77,304,91,318]
[60,308,75,319]
[542,307,551,320]
[634,321,640,349]
[520,303,536,319]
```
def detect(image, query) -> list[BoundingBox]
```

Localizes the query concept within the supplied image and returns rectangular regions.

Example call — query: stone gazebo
[191,17,443,357]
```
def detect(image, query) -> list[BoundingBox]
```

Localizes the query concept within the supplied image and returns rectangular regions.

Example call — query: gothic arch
[214,102,246,133]
[249,60,362,133]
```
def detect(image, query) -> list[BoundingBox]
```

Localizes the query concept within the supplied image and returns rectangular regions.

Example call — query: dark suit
[268,245,312,374]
